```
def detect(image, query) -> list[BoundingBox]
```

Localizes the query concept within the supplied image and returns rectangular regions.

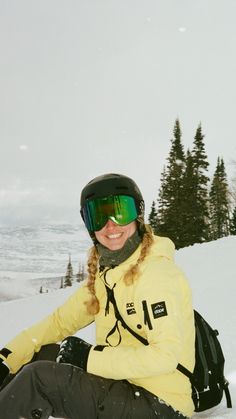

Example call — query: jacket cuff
[0,361,9,387]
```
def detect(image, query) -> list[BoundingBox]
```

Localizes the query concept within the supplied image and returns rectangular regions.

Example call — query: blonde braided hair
[85,224,154,315]
[123,223,154,285]
[84,245,100,315]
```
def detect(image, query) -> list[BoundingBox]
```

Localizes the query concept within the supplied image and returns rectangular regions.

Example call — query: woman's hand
[56,336,92,371]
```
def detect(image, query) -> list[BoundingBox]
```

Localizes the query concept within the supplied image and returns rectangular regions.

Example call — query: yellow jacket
[1,236,195,417]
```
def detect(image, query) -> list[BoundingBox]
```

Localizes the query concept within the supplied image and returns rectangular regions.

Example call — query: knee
[20,362,37,377]
[20,360,55,382]
[22,360,47,373]
[21,361,77,391]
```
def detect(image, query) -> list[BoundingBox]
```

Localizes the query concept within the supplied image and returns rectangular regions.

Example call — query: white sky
[1,0,236,223]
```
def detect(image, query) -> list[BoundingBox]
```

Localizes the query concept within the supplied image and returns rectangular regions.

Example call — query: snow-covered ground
[0,236,235,418]
[0,223,90,277]
[0,223,91,302]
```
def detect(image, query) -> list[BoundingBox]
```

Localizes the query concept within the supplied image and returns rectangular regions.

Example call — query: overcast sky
[1,0,236,223]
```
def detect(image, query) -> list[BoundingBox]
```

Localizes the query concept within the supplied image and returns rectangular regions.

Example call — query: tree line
[61,255,86,288]
[148,119,236,249]
[39,255,86,293]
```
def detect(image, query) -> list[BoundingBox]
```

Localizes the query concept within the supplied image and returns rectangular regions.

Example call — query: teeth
[107,233,122,239]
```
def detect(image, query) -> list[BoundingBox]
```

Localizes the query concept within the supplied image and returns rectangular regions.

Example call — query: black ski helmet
[80,173,145,231]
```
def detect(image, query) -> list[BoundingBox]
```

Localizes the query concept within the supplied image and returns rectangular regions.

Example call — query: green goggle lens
[82,195,138,231]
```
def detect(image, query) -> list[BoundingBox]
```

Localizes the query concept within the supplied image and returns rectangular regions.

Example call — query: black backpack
[177,310,232,412]
[105,285,232,412]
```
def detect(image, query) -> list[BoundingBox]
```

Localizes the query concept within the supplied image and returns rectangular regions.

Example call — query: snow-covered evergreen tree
[230,206,236,235]
[153,166,168,235]
[181,150,199,247]
[209,157,231,239]
[148,201,158,232]
[64,255,73,287]
[155,119,185,248]
[191,123,210,243]
[76,263,85,282]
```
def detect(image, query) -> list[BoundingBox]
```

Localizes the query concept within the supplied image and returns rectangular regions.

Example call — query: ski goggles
[81,195,138,231]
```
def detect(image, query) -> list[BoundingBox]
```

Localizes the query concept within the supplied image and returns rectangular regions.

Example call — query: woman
[0,173,195,418]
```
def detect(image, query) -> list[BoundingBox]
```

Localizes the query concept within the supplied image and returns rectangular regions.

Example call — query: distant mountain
[0,222,91,275]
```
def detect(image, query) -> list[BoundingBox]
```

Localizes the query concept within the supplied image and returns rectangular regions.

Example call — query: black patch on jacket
[94,345,106,352]
[126,302,136,315]
[151,301,167,319]
[0,348,12,359]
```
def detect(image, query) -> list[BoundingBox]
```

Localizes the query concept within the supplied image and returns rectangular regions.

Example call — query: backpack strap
[176,363,193,380]
[104,284,233,409]
[177,364,232,409]
[222,379,232,408]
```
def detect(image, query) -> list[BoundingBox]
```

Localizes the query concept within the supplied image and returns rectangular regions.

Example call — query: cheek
[126,221,137,237]
[94,231,102,242]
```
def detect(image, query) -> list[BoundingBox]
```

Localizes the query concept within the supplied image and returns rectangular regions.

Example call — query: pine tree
[154,166,168,235]
[148,201,158,232]
[155,119,185,248]
[180,150,199,247]
[191,123,210,243]
[230,160,236,234]
[209,157,231,240]
[230,206,236,235]
[64,255,73,287]
[76,263,85,282]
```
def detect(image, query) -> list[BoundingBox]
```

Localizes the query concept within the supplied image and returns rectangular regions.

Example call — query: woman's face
[95,219,137,251]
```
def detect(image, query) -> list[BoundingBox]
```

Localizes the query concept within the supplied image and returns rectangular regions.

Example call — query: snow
[0,236,236,418]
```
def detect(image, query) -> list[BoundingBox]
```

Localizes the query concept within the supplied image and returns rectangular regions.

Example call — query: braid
[85,246,100,315]
[123,224,154,285]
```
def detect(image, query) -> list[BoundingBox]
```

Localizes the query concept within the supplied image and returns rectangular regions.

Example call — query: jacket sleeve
[87,261,194,380]
[0,284,94,374]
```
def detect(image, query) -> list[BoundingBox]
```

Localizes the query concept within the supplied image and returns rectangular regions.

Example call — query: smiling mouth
[106,233,123,239]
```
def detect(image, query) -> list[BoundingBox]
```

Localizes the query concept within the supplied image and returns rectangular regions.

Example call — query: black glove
[56,336,92,371]
[0,359,9,388]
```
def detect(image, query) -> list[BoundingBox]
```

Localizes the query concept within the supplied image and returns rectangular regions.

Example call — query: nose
[105,218,118,229]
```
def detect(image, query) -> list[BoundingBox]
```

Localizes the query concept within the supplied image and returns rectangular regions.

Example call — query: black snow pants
[0,345,188,419]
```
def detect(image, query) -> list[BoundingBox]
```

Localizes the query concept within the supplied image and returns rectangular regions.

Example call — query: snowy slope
[0,236,236,418]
